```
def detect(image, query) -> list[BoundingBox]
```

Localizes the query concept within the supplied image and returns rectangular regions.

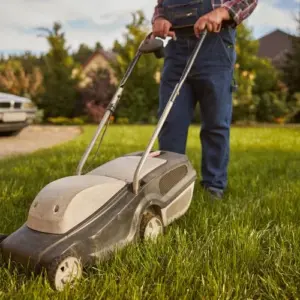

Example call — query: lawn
[0,125,300,299]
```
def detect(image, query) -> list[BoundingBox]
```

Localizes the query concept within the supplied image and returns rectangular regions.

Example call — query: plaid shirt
[152,0,258,25]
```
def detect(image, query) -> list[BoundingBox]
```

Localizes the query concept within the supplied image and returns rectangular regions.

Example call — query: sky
[0,0,299,56]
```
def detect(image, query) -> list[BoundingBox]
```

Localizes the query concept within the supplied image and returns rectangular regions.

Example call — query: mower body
[1,151,196,272]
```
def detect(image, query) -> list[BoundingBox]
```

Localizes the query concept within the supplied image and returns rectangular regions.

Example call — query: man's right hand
[152,18,176,39]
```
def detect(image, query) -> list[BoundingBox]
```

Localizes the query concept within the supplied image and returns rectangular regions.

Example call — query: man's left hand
[194,7,231,38]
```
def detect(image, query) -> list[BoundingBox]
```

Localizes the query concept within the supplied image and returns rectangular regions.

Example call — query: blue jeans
[158,29,236,191]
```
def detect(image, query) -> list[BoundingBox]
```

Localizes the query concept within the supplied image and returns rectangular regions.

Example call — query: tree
[282,13,300,96]
[232,24,284,122]
[72,42,103,65]
[0,52,45,74]
[0,62,44,104]
[73,44,94,65]
[79,68,116,123]
[111,10,163,123]
[95,42,102,51]
[38,22,80,119]
[235,24,280,95]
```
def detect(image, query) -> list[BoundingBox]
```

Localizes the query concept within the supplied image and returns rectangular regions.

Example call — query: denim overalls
[157,0,236,192]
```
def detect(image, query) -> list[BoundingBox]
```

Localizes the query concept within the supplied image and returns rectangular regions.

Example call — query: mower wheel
[46,253,82,291]
[0,234,8,243]
[139,209,164,241]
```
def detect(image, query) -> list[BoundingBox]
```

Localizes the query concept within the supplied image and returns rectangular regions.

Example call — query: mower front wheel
[46,253,83,291]
[0,234,8,243]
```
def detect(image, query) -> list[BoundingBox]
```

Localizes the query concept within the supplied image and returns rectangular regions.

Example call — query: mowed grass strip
[0,125,300,299]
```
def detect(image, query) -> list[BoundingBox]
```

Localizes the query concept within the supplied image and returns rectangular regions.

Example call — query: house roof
[257,29,294,62]
[82,50,117,69]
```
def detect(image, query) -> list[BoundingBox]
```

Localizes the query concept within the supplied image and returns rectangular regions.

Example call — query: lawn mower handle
[76,34,164,176]
[76,30,207,192]
[132,30,207,194]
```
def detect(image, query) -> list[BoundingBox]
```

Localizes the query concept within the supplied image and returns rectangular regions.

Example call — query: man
[152,0,258,199]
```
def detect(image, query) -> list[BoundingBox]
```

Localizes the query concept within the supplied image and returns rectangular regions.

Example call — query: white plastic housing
[26,175,126,234]
[88,156,166,182]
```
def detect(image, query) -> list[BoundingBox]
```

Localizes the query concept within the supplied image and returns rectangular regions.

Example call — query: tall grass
[0,125,300,299]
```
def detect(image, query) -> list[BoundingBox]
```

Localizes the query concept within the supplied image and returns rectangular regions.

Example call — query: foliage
[232,24,298,123]
[283,92,300,123]
[115,117,130,124]
[38,22,80,119]
[79,68,117,123]
[33,109,45,124]
[47,116,85,125]
[282,14,300,96]
[72,42,103,65]
[255,91,289,122]
[0,59,22,72]
[232,65,257,123]
[1,14,299,123]
[72,44,94,65]
[0,62,44,103]
[0,52,45,74]
[1,126,300,298]
[111,10,163,123]
[235,24,280,95]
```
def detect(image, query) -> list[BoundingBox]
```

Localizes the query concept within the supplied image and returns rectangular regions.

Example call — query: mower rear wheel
[140,210,164,241]
[46,253,82,291]
[0,234,8,243]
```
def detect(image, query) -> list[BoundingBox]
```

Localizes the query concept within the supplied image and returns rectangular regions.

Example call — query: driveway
[0,125,82,159]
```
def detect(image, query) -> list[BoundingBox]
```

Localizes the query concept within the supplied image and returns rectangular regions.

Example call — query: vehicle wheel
[0,129,22,137]
[139,209,164,241]
[46,253,82,291]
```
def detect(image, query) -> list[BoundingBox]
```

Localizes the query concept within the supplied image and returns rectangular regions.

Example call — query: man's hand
[194,7,230,38]
[152,17,176,39]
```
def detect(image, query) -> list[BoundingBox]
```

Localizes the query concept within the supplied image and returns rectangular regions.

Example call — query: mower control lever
[139,38,164,54]
[138,34,165,59]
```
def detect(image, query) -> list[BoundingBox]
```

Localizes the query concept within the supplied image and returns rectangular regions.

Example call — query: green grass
[1,125,300,299]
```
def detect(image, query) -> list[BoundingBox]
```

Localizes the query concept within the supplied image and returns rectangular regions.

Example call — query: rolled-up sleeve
[222,0,258,25]
[152,0,165,23]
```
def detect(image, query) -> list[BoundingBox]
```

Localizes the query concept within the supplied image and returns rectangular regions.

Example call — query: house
[77,49,117,88]
[78,48,161,88]
[257,29,294,68]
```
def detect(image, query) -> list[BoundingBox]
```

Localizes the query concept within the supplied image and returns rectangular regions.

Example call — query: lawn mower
[0,30,207,291]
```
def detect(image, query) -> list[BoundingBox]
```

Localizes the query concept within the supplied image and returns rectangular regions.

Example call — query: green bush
[33,109,44,124]
[283,92,300,123]
[255,92,289,123]
[232,91,300,124]
[111,11,162,123]
[232,95,257,123]
[148,116,158,125]
[71,117,85,125]
[47,116,85,125]
[115,117,130,124]
[231,24,283,123]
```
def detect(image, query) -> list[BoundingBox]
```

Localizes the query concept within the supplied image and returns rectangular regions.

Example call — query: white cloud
[0,0,298,55]
[0,0,156,54]
[246,0,298,37]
